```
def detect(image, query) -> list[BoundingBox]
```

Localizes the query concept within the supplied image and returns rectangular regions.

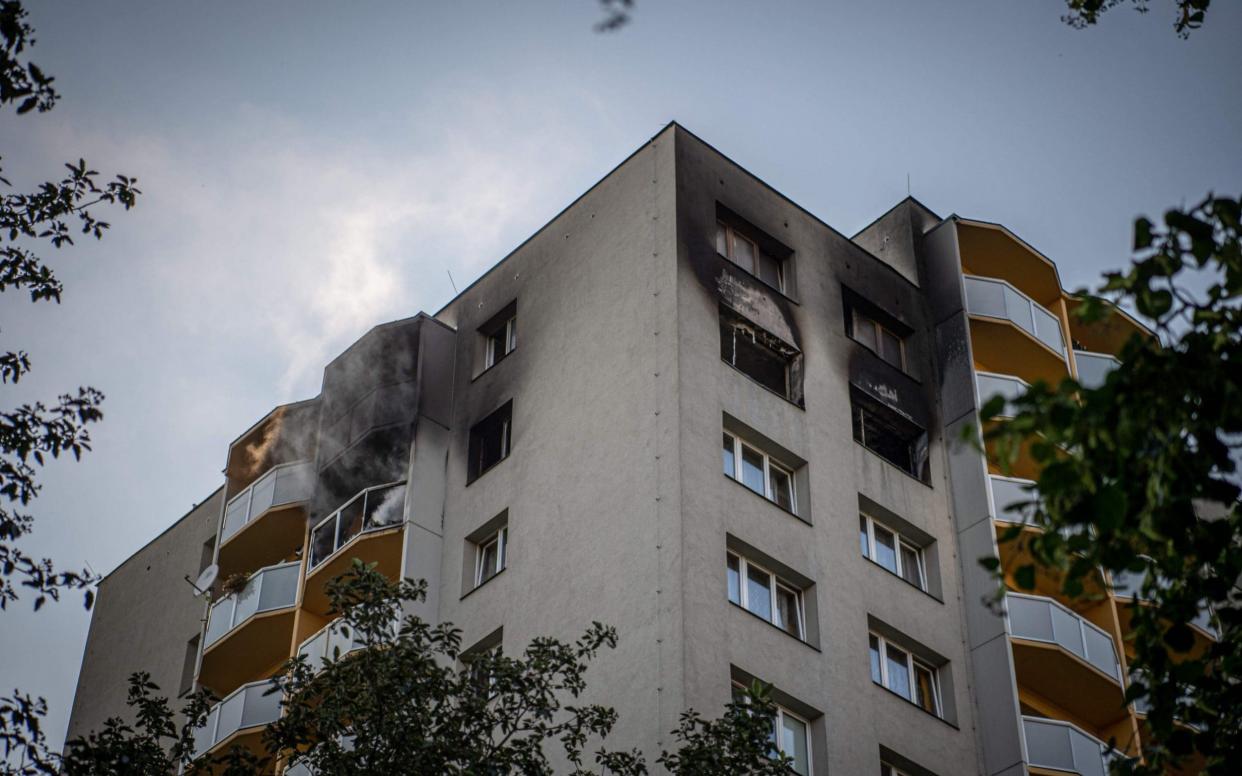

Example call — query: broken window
[851,388,929,482]
[720,307,797,400]
[468,401,512,482]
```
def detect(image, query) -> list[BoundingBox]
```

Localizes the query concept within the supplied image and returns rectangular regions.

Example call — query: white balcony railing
[1023,716,1115,776]
[221,461,315,544]
[987,474,1039,525]
[1073,350,1121,390]
[284,762,314,776]
[308,482,406,570]
[976,371,1030,417]
[192,680,282,758]
[964,275,1066,355]
[204,561,300,647]
[1008,592,1121,681]
[297,619,367,672]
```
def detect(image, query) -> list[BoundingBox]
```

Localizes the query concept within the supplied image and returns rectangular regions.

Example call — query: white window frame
[852,309,907,371]
[717,221,786,292]
[859,513,926,592]
[723,431,797,513]
[728,552,805,640]
[870,632,942,717]
[474,526,507,587]
[484,315,517,369]
[881,764,912,776]
[730,681,813,775]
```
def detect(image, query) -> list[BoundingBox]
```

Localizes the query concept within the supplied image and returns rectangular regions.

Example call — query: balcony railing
[221,461,315,544]
[1073,350,1121,390]
[987,474,1039,524]
[192,680,282,758]
[1112,568,1216,636]
[284,763,313,776]
[204,561,300,647]
[309,482,406,570]
[1022,716,1115,776]
[1008,592,1121,681]
[297,619,366,672]
[976,371,1029,417]
[964,275,1066,355]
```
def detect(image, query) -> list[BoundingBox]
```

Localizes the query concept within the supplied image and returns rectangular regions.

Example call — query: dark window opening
[851,389,929,482]
[843,288,914,375]
[199,537,215,575]
[178,634,199,697]
[479,301,517,371]
[468,401,512,482]
[720,307,797,399]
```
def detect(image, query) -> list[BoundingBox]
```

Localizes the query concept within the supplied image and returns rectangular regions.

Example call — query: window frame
[723,431,797,514]
[869,632,942,718]
[851,309,907,371]
[859,513,927,592]
[727,552,805,640]
[851,390,929,483]
[881,764,912,776]
[467,402,512,483]
[484,315,517,370]
[474,526,508,588]
[730,681,813,776]
[721,315,793,399]
[716,221,786,293]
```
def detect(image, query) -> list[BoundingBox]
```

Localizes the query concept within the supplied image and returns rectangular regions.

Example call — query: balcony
[1112,568,1217,641]
[1009,592,1127,727]
[218,461,314,578]
[199,561,300,696]
[192,680,282,759]
[1023,716,1115,776]
[987,474,1038,524]
[1073,350,1120,390]
[965,275,1069,385]
[297,619,365,672]
[302,482,406,615]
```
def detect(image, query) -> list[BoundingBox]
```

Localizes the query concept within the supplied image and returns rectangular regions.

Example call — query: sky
[2,0,1239,752]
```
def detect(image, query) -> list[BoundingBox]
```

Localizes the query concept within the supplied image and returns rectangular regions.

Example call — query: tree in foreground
[979,194,1240,774]
[60,561,795,775]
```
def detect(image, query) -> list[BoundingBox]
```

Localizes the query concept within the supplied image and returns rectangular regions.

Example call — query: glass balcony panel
[233,575,262,626]
[1050,604,1086,660]
[327,622,357,659]
[310,517,337,567]
[976,373,1028,416]
[299,629,329,671]
[1023,717,1108,776]
[1082,625,1120,679]
[1075,351,1120,390]
[249,470,277,520]
[215,690,246,746]
[1003,285,1035,335]
[193,706,219,757]
[256,562,299,612]
[239,683,282,729]
[221,492,251,542]
[285,763,314,776]
[205,597,234,645]
[337,495,366,548]
[364,483,406,530]
[965,276,1007,319]
[988,475,1038,523]
[1008,595,1055,641]
[1034,306,1066,354]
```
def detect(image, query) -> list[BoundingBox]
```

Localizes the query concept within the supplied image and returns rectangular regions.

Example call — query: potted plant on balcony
[220,572,249,598]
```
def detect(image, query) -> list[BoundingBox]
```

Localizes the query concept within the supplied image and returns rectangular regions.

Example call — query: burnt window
[851,389,929,482]
[478,301,517,372]
[468,401,512,482]
[843,288,914,376]
[716,221,787,292]
[720,306,798,400]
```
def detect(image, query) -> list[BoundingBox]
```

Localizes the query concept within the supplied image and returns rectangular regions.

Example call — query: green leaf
[1014,564,1036,591]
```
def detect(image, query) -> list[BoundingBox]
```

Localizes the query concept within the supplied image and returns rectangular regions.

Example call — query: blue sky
[3,0,1239,751]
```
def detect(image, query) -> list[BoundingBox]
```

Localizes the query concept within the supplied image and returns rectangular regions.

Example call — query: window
[468,401,512,482]
[474,526,507,587]
[199,537,215,575]
[881,765,912,776]
[851,389,929,482]
[859,514,926,591]
[478,302,517,372]
[869,633,942,717]
[716,221,787,292]
[851,309,907,371]
[465,642,502,692]
[720,306,798,400]
[727,552,804,640]
[178,634,199,697]
[484,315,516,369]
[723,431,796,512]
[730,683,811,776]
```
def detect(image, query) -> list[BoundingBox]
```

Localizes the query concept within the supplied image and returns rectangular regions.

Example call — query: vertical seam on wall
[650,136,666,750]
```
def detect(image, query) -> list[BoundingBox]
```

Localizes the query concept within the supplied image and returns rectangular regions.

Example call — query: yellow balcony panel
[969,314,1068,387]
[1065,296,1155,357]
[199,561,300,697]
[218,462,314,572]
[1009,593,1127,729]
[302,525,404,616]
[189,680,282,772]
[957,220,1063,307]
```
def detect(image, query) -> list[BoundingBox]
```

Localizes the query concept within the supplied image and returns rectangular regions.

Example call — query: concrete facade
[67,123,1159,776]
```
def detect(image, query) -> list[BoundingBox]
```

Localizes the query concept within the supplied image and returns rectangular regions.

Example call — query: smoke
[368,483,407,528]
[242,406,286,477]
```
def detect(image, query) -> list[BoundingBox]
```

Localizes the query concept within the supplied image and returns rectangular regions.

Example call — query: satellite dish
[186,564,219,597]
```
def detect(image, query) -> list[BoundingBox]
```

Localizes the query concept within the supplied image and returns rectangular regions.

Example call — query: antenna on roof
[446,269,459,294]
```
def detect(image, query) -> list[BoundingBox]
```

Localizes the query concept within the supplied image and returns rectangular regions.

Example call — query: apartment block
[66,123,1198,776]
